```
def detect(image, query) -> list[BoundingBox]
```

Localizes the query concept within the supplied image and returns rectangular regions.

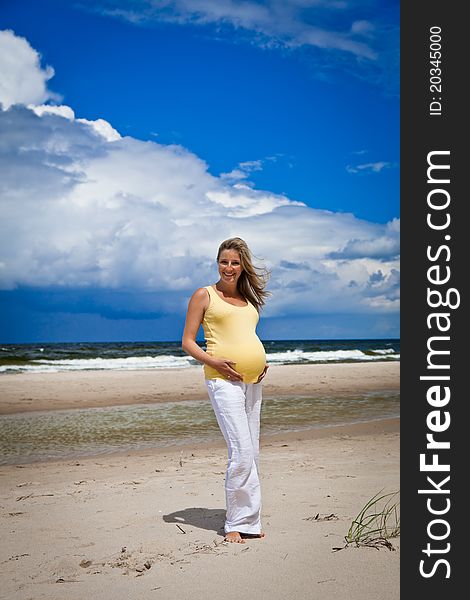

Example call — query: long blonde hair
[217,237,271,312]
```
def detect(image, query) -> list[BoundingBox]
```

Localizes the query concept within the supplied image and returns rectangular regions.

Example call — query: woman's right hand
[208,357,243,381]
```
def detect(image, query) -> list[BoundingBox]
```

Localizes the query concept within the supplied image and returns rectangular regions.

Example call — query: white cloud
[220,158,271,185]
[346,161,393,174]
[0,29,399,319]
[31,104,122,141]
[82,1,399,94]
[94,0,377,59]
[206,186,304,217]
[76,118,121,142]
[0,30,58,109]
[351,20,374,36]
[328,235,399,260]
[30,104,75,119]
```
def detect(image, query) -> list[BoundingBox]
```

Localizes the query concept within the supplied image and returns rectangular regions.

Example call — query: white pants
[205,378,263,534]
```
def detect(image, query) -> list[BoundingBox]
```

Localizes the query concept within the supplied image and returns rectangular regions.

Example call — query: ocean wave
[0,355,198,373]
[265,349,400,364]
[1,347,399,373]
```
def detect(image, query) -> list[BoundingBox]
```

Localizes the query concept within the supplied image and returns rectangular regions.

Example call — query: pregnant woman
[182,237,270,544]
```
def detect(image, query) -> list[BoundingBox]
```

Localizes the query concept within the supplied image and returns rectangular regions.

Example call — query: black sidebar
[401,2,465,597]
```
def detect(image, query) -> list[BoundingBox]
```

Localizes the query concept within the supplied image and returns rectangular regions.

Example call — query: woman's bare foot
[224,531,266,543]
[224,531,246,543]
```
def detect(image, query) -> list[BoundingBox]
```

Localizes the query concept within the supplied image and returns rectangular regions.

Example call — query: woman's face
[218,249,243,285]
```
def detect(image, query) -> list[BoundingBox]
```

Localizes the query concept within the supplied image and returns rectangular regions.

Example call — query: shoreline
[0,361,399,415]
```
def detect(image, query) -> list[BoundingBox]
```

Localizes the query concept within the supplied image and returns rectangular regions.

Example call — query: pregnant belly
[207,339,266,383]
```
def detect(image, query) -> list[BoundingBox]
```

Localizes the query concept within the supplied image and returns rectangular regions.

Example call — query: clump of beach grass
[334,490,400,552]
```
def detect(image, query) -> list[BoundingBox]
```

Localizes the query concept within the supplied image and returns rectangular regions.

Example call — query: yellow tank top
[202,285,266,383]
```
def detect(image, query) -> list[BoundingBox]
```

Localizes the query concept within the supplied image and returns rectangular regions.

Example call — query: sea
[0,339,400,465]
[0,339,399,374]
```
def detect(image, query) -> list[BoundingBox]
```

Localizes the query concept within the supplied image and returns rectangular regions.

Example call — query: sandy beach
[0,361,399,414]
[0,362,400,599]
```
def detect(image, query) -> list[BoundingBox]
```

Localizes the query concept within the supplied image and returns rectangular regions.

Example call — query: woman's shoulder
[190,286,211,306]
[193,285,211,296]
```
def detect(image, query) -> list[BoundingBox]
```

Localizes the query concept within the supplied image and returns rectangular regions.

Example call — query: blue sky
[0,0,399,342]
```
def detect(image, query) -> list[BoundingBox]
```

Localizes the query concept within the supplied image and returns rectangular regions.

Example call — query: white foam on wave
[265,349,400,363]
[0,355,198,373]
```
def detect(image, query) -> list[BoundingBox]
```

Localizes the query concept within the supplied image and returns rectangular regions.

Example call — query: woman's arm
[181,288,212,365]
[182,288,243,381]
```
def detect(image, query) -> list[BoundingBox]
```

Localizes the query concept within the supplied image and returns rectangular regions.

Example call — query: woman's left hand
[255,364,269,383]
